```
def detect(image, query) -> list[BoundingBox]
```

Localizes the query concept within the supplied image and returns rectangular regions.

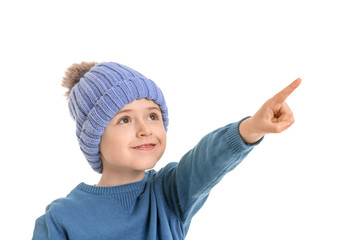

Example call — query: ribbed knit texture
[78,173,149,213]
[33,118,264,240]
[67,62,169,173]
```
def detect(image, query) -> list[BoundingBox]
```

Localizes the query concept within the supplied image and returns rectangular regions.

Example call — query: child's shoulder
[39,183,99,228]
[44,184,87,213]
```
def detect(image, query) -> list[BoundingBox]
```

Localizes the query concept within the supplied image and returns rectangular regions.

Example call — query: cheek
[162,132,167,146]
[100,130,128,156]
[158,128,167,150]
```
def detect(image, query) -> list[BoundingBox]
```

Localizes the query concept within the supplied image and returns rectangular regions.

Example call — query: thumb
[269,120,293,133]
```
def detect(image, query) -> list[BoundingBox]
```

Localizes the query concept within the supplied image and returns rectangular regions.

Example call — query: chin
[139,158,160,171]
[144,162,158,170]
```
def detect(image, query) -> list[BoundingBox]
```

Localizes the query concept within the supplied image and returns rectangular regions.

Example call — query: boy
[32,62,301,239]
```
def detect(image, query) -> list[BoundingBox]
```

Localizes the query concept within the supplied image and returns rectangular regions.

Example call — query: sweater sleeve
[32,210,68,240]
[160,116,264,226]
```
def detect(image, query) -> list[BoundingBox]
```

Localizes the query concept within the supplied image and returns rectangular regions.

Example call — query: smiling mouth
[131,144,156,151]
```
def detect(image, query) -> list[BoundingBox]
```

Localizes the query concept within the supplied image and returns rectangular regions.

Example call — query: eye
[147,113,159,121]
[118,116,131,124]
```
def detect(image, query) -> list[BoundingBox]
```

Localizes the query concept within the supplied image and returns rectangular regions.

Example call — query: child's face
[99,98,167,173]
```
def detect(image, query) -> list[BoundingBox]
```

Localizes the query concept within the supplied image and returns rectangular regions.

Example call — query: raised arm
[160,78,301,229]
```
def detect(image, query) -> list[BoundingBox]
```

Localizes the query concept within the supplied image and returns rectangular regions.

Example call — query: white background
[1,0,359,239]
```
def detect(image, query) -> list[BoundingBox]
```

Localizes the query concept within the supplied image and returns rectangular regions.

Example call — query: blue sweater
[33,117,263,239]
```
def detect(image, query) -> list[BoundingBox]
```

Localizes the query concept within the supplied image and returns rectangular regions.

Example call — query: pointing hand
[239,78,302,144]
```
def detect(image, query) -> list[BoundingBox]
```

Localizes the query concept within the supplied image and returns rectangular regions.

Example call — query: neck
[97,167,145,187]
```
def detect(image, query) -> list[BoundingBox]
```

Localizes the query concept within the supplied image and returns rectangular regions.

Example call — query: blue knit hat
[65,62,168,173]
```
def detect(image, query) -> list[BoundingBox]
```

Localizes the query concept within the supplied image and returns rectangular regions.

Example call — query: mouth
[131,143,157,151]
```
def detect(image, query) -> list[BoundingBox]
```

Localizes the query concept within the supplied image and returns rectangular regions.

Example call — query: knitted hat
[62,62,169,173]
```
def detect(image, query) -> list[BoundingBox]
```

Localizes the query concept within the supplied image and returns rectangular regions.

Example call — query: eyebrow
[115,106,161,116]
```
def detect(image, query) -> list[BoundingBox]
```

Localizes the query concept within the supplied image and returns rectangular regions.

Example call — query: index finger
[272,78,301,103]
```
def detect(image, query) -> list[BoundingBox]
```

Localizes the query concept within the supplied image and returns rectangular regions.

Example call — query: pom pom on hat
[61,61,98,100]
[62,62,168,173]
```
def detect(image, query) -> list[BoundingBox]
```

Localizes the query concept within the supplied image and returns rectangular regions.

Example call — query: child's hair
[60,62,169,173]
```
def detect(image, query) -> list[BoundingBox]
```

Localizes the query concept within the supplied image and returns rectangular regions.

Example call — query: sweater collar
[77,170,151,195]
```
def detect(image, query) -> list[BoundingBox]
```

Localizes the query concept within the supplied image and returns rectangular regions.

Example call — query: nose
[136,120,152,138]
